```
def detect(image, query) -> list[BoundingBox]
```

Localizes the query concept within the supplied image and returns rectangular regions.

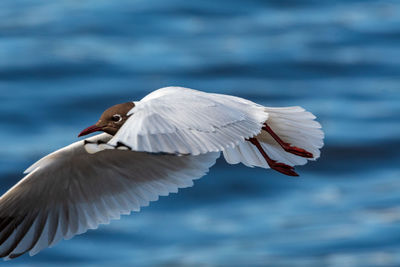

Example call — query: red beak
[78,125,103,137]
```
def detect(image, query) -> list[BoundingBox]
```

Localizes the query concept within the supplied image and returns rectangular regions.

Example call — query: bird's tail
[223,106,324,170]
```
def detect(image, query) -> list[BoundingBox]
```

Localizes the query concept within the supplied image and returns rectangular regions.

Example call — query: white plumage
[0,133,219,259]
[0,86,324,259]
[109,87,269,155]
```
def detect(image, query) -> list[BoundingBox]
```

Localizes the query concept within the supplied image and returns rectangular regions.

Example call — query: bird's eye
[111,114,122,123]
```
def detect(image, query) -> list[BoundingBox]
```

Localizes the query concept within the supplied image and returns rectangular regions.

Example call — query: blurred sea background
[0,0,400,266]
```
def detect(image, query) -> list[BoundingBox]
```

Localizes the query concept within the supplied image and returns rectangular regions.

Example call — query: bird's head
[78,102,135,137]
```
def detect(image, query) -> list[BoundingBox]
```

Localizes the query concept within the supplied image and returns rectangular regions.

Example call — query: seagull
[0,87,324,259]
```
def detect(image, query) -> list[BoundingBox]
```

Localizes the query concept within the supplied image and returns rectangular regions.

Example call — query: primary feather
[0,133,219,259]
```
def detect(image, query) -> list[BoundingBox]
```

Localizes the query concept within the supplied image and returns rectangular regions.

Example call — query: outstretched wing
[0,133,219,259]
[108,87,269,155]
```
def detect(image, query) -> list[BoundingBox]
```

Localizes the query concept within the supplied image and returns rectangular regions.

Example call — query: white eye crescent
[111,114,122,123]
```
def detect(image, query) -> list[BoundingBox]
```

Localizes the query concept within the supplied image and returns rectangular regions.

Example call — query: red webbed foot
[247,137,299,177]
[283,144,313,158]
[262,124,313,158]
[269,160,299,177]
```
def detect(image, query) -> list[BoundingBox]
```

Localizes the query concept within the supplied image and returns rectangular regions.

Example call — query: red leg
[247,137,299,177]
[262,123,313,158]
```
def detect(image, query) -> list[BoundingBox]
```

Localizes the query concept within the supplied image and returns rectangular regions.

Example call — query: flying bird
[0,87,323,259]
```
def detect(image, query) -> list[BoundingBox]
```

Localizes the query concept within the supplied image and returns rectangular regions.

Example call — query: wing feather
[109,87,269,155]
[0,133,219,259]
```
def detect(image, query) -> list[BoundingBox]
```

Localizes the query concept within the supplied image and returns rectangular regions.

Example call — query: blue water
[1,0,400,266]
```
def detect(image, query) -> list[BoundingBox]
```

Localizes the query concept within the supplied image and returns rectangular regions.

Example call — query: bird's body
[0,87,324,259]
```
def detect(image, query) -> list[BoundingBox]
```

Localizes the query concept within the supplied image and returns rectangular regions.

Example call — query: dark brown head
[78,102,135,137]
